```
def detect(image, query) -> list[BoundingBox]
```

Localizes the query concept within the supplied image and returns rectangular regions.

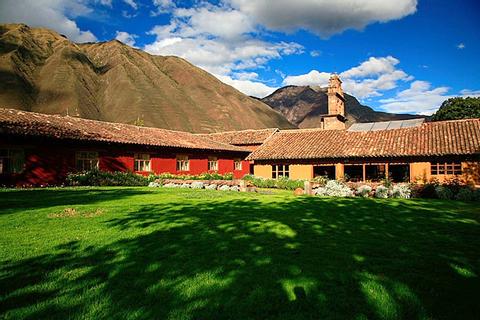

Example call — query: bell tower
[320,74,346,130]
[327,74,345,117]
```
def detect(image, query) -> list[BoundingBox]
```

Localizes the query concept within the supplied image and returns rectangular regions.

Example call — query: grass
[0,187,479,320]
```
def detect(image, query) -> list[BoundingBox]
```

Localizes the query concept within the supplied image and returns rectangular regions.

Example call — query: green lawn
[0,188,479,320]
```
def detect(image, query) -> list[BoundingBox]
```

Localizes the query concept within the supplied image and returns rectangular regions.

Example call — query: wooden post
[385,163,389,180]
[304,180,313,195]
[239,179,247,192]
[362,163,366,182]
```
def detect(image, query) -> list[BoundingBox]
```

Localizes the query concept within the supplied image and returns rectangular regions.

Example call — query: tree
[432,97,480,121]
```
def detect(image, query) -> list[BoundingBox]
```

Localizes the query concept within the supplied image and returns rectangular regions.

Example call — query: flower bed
[149,179,254,192]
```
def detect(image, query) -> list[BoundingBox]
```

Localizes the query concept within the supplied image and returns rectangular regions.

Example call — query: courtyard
[0,187,479,319]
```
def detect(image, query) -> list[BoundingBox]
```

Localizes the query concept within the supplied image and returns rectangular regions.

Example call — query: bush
[357,185,372,198]
[66,169,148,186]
[389,184,411,199]
[455,188,474,201]
[315,180,354,197]
[205,184,217,190]
[230,186,239,192]
[154,172,234,181]
[242,175,304,190]
[411,181,439,198]
[435,185,454,200]
[375,185,389,198]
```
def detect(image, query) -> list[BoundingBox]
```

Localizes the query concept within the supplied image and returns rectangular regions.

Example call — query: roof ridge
[0,107,204,136]
[197,128,279,135]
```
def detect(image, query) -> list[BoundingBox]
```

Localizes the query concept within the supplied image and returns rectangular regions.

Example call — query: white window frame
[176,155,190,172]
[208,156,218,171]
[234,159,242,171]
[76,151,99,171]
[0,149,25,174]
[272,164,289,179]
[134,153,151,172]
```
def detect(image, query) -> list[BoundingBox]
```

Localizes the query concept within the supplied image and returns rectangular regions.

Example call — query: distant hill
[0,23,294,133]
[261,85,423,128]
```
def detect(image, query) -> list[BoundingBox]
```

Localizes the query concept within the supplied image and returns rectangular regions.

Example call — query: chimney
[327,74,345,116]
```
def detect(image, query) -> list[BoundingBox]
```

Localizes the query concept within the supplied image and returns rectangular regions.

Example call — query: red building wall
[0,138,251,186]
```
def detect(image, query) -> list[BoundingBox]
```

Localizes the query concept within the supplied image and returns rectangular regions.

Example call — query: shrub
[375,185,389,198]
[242,175,303,190]
[205,184,217,190]
[163,183,177,188]
[180,183,191,188]
[455,188,474,201]
[66,169,148,186]
[411,181,439,198]
[311,176,328,186]
[389,184,411,199]
[315,180,354,197]
[230,186,239,192]
[435,185,454,200]
[357,185,372,198]
[154,172,234,181]
[474,189,480,202]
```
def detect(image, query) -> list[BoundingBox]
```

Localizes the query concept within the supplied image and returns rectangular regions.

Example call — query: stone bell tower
[321,74,346,130]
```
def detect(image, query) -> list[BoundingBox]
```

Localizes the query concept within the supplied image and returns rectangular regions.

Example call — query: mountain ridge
[261,85,423,128]
[0,23,295,133]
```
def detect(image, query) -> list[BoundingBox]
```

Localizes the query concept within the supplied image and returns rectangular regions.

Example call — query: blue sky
[1,0,479,115]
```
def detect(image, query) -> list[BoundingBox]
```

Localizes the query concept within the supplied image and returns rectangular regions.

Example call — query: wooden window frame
[134,153,151,172]
[272,164,289,179]
[176,155,190,172]
[431,162,462,176]
[0,149,25,174]
[208,156,218,171]
[234,159,242,171]
[76,151,99,171]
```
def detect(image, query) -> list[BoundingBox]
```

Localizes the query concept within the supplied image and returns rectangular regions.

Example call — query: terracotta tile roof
[247,119,480,160]
[0,108,249,153]
[197,128,278,146]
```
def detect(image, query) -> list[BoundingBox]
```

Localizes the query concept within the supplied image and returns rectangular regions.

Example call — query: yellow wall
[410,162,430,183]
[254,165,272,179]
[335,163,344,180]
[290,164,313,180]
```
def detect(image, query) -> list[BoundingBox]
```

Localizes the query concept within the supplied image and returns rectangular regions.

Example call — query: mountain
[261,85,423,128]
[0,23,294,133]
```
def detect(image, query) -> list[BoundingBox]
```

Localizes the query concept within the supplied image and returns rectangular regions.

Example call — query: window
[176,155,189,171]
[234,159,242,171]
[272,164,289,179]
[208,156,218,171]
[134,153,151,172]
[431,162,462,175]
[76,151,98,171]
[0,149,25,174]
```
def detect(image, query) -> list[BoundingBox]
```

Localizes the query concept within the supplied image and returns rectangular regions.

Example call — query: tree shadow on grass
[1,195,479,319]
[0,187,150,214]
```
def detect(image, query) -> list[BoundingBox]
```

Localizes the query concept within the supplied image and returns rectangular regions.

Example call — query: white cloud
[151,0,176,16]
[0,0,97,42]
[310,50,321,57]
[228,0,417,37]
[283,70,331,87]
[460,89,480,96]
[340,56,400,78]
[144,5,303,75]
[115,31,138,47]
[457,43,465,49]
[216,75,278,98]
[379,81,451,115]
[282,56,412,99]
[123,0,138,10]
